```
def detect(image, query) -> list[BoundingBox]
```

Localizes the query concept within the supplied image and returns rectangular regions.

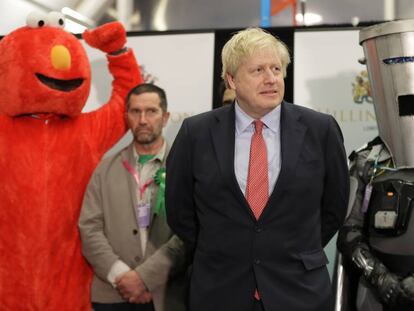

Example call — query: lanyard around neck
[122,160,153,200]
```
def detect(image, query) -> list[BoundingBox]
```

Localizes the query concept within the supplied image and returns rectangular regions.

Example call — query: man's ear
[162,111,170,127]
[124,108,129,122]
[226,73,236,90]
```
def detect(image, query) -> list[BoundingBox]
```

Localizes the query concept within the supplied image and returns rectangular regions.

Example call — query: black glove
[399,274,414,306]
[368,261,403,306]
[352,244,403,306]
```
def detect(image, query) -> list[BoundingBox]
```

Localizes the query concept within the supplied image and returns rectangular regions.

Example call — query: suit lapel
[122,144,139,209]
[263,102,307,217]
[122,144,144,254]
[210,104,254,217]
[209,102,308,220]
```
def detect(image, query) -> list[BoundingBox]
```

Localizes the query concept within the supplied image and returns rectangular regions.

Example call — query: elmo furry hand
[0,12,142,310]
[83,21,126,53]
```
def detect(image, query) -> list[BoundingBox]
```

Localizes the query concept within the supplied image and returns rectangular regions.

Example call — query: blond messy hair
[221,27,291,88]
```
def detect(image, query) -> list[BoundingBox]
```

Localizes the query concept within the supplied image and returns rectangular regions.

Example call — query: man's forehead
[129,92,161,107]
[253,46,280,57]
[243,54,281,66]
[131,92,159,100]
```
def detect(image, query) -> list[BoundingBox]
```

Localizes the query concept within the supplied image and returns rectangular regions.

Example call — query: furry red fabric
[0,20,142,310]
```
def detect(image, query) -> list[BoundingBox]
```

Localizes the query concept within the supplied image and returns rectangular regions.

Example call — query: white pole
[384,0,395,21]
[75,0,115,24]
[117,0,134,30]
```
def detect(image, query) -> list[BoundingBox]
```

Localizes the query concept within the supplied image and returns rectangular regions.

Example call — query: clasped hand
[115,270,152,304]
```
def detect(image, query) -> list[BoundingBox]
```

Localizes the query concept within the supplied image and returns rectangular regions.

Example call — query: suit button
[132,229,138,235]
[254,259,261,265]
[255,227,262,233]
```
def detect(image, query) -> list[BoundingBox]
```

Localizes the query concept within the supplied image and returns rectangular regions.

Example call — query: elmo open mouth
[36,73,83,92]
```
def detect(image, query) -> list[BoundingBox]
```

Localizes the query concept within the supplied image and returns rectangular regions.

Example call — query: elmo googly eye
[26,11,49,28]
[47,12,66,29]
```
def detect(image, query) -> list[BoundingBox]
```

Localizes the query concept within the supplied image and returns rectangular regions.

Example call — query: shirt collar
[133,139,167,164]
[235,100,281,136]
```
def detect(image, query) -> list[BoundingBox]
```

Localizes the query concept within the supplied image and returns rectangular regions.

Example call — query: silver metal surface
[360,19,414,168]
[360,19,414,43]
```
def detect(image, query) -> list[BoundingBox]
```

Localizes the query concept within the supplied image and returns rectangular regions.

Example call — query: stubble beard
[134,133,156,145]
[133,126,162,145]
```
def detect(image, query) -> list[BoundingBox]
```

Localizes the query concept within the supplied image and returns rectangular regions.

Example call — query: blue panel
[261,0,271,27]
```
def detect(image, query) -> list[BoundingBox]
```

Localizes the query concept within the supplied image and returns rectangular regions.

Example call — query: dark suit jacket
[166,102,349,311]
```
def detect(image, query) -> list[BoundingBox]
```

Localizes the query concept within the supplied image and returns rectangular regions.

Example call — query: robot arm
[351,242,403,305]
[338,213,404,307]
[400,274,414,306]
[337,146,405,307]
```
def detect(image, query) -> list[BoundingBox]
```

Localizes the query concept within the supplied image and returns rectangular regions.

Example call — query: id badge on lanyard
[136,202,151,228]
[123,160,153,228]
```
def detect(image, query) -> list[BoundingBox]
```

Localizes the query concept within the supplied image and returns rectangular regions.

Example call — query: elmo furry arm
[83,21,142,99]
[82,21,142,154]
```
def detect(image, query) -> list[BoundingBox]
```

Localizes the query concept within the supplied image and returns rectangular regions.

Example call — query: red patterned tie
[246,120,268,301]
[246,120,269,219]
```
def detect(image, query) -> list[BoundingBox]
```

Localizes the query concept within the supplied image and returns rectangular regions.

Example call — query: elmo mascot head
[0,11,92,117]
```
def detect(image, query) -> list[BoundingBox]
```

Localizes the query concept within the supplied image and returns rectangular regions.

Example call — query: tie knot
[253,120,264,134]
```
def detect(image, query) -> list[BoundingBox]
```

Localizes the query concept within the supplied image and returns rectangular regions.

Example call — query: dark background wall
[212,27,294,109]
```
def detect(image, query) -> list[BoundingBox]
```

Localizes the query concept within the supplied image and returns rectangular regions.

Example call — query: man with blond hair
[166,28,349,311]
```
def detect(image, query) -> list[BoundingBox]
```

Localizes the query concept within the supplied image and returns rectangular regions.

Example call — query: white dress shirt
[234,101,282,196]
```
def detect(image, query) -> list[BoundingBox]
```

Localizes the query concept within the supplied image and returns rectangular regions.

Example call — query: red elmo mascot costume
[0,11,142,310]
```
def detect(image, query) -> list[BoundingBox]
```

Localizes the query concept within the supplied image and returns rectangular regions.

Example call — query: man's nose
[138,112,148,124]
[264,68,277,83]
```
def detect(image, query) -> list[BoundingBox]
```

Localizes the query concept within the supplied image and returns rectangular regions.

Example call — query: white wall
[82,32,215,156]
